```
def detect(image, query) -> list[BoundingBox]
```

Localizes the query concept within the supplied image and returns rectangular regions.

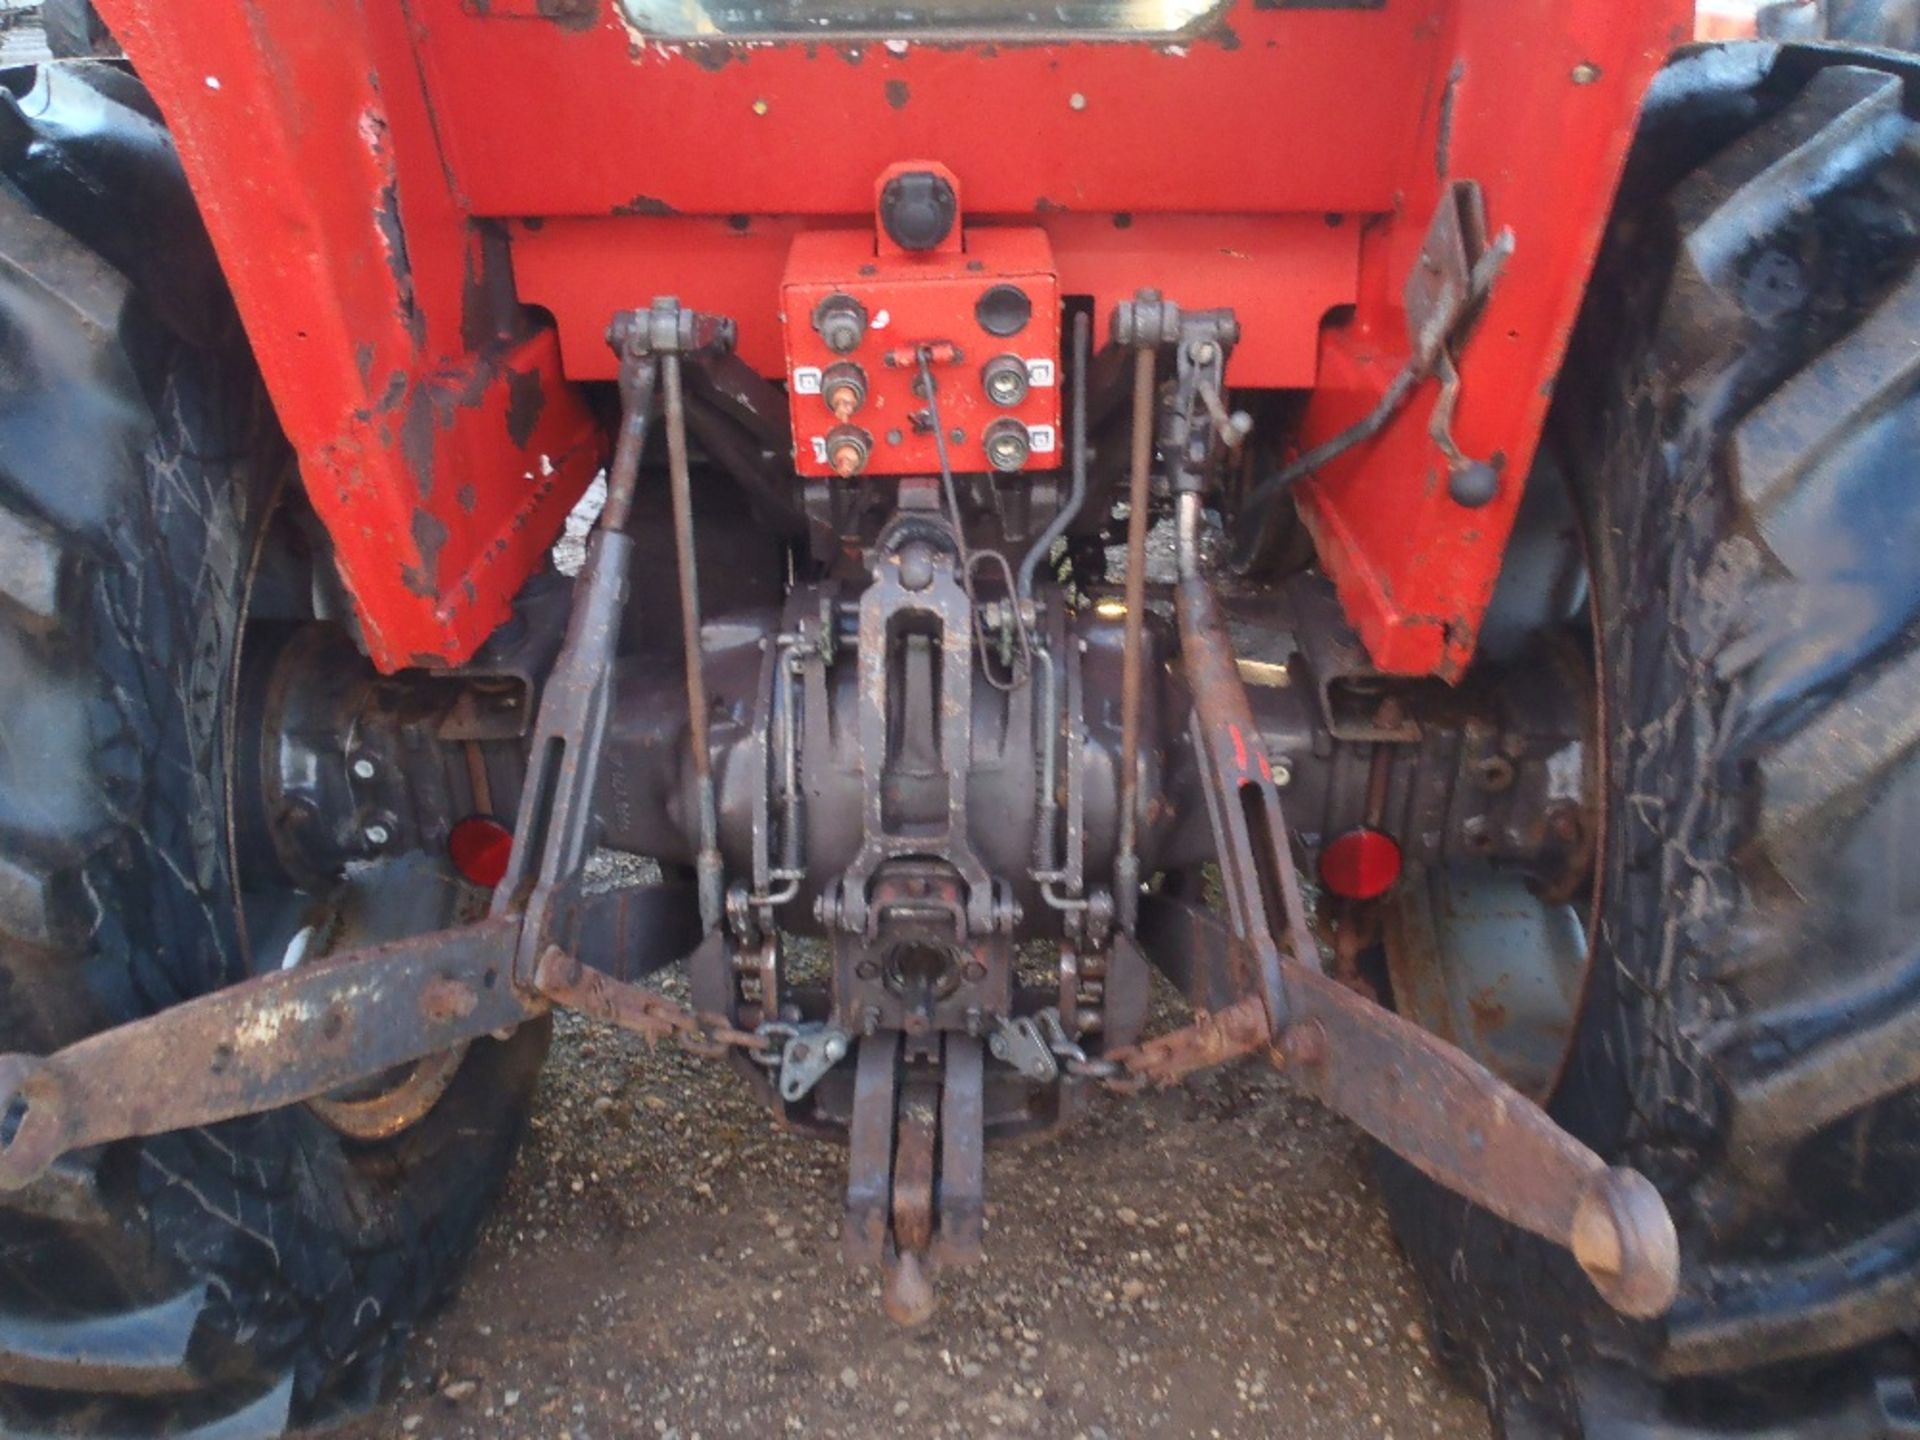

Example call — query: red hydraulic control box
[780,226,1062,481]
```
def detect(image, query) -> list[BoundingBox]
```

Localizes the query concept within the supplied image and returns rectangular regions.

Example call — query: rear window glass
[617,0,1227,39]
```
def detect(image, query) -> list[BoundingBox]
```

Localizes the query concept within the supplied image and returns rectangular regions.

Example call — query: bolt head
[363,823,391,847]
[351,758,376,781]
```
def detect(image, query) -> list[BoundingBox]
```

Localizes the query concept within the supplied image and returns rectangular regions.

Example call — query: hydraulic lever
[1107,291,1680,1321]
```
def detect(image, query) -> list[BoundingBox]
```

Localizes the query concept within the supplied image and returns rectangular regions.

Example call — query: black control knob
[879,170,958,252]
[1449,460,1500,508]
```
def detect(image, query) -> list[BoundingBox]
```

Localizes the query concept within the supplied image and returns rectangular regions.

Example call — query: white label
[809,436,829,464]
[1028,425,1057,455]
[1025,358,1057,388]
[792,366,823,395]
[1545,742,1584,801]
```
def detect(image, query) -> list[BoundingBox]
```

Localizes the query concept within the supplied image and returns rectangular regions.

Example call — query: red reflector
[448,815,513,889]
[1319,827,1403,901]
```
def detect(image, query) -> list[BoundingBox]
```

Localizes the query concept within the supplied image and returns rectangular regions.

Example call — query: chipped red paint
[90,0,1688,676]
[91,0,602,672]
[1289,5,1695,676]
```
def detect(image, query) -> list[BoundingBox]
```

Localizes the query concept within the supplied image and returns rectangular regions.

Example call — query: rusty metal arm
[491,336,656,988]
[1174,509,1316,1032]
[0,920,539,1188]
[1129,889,1678,1319]
[1281,956,1679,1319]
[1114,298,1680,1319]
[1149,550,1679,1320]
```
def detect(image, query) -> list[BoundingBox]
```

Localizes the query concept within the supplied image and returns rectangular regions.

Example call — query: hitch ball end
[1571,1166,1680,1318]
[882,1248,938,1328]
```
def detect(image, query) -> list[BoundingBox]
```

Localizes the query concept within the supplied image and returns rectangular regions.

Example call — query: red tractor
[0,2,1916,1434]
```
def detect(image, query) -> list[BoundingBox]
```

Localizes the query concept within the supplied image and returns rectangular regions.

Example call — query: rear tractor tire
[0,64,544,1436]
[1762,0,1920,49]
[1382,44,1920,1437]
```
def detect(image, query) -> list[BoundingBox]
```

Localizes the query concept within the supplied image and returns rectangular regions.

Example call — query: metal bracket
[828,503,999,938]
[774,1023,851,1103]
[1127,417,1681,1318]
[1234,181,1515,566]
[987,1014,1058,1083]
[843,1031,986,1328]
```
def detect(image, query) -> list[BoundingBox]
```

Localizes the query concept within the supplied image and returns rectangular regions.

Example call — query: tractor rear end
[2,3,1919,1436]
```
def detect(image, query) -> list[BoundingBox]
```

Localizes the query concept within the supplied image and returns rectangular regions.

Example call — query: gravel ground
[334,956,1492,1440]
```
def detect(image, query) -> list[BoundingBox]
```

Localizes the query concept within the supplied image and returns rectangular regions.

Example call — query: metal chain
[1035,1006,1144,1094]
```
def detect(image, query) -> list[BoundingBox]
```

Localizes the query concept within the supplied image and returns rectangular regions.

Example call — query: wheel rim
[222,480,473,1142]
[1380,494,1604,1106]
[1381,861,1590,1103]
